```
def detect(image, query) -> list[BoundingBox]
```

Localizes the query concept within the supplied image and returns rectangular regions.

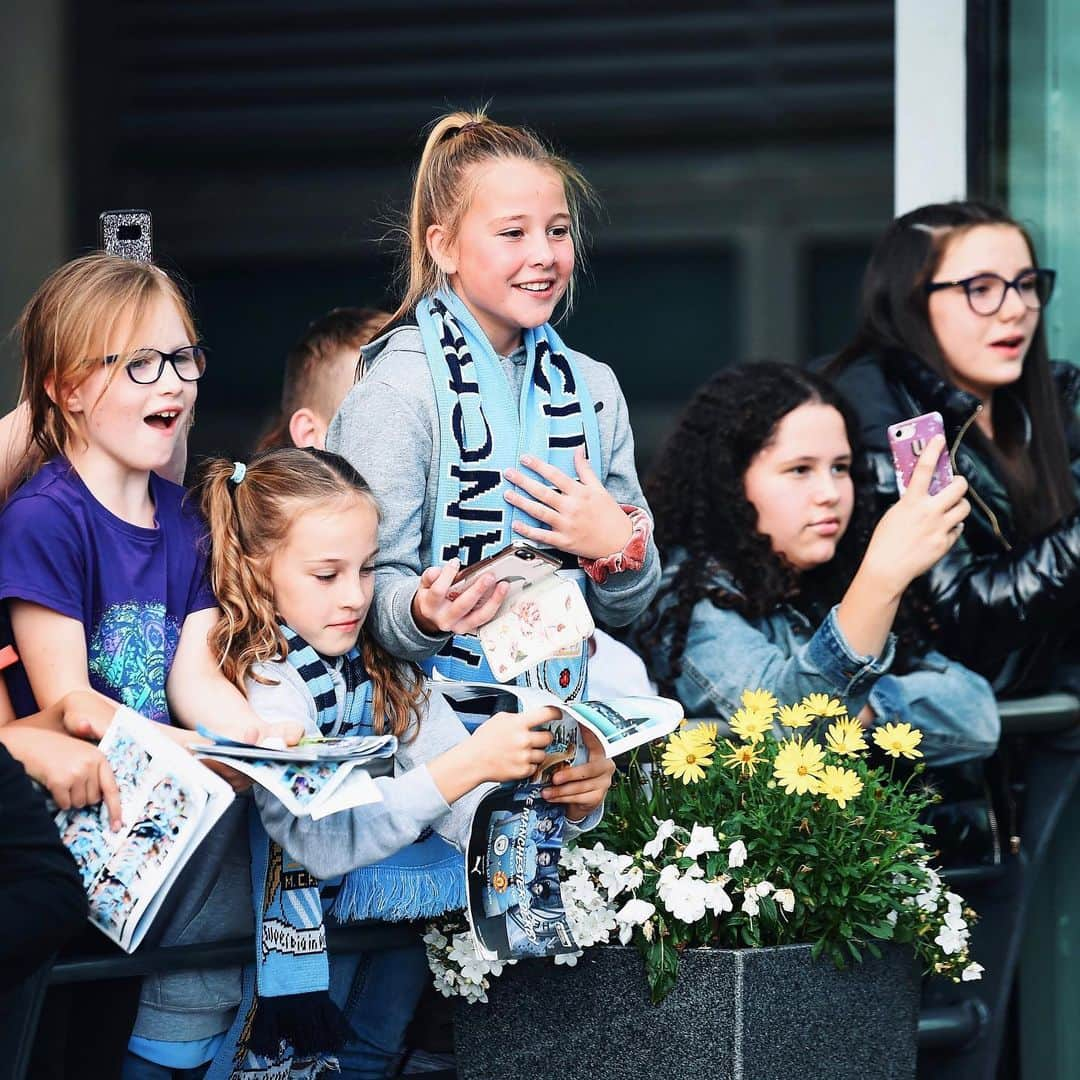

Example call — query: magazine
[194,731,396,819]
[440,683,682,962]
[55,707,234,952]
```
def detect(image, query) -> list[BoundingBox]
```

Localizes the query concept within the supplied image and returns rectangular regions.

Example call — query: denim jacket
[642,557,999,766]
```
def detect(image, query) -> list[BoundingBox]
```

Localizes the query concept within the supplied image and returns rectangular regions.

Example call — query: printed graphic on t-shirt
[88,601,181,723]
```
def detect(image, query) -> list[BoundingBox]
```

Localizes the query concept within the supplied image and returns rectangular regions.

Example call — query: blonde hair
[199,447,426,738]
[17,253,196,474]
[388,108,598,326]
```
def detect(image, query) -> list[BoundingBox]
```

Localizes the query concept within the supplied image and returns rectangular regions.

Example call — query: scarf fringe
[331,859,466,923]
[247,989,353,1060]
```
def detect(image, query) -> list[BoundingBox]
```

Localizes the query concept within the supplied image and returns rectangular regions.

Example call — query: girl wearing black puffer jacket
[826,201,1080,698]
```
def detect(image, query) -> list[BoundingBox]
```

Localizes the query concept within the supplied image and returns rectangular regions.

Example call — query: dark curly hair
[639,362,933,697]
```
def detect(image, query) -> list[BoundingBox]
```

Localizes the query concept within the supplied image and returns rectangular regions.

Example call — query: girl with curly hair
[637,363,999,765]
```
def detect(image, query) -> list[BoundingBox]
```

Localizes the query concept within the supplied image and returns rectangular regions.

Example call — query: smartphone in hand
[887,411,954,495]
[446,542,562,601]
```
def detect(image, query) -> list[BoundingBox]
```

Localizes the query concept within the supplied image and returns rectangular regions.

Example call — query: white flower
[943,909,968,933]
[657,863,682,890]
[641,919,655,942]
[659,867,708,923]
[885,910,898,927]
[774,888,795,913]
[961,962,984,982]
[684,824,720,861]
[598,852,637,898]
[643,819,677,858]
[703,878,734,915]
[741,890,760,918]
[754,880,774,897]
[623,865,644,891]
[935,924,966,955]
[728,839,748,868]
[614,894,655,942]
[554,950,582,966]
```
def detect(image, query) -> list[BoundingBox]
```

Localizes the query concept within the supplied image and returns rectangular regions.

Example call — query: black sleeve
[0,745,87,990]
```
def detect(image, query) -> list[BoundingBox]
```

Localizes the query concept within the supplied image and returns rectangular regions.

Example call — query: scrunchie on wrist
[578,505,652,585]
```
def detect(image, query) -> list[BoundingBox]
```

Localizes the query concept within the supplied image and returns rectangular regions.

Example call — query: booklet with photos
[55,707,234,953]
[194,730,396,819]
[440,682,682,962]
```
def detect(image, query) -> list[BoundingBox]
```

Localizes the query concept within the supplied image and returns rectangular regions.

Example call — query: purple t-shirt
[0,458,217,722]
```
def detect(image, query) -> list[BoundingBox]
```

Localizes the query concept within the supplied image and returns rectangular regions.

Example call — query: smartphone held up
[888,412,954,496]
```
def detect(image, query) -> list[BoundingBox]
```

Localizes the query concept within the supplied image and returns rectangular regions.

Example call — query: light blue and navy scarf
[416,288,601,702]
[209,627,464,1079]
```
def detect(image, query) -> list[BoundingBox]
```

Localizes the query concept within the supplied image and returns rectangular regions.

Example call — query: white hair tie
[230,461,247,485]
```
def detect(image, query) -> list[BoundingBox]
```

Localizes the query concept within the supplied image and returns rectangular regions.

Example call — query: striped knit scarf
[416,288,602,701]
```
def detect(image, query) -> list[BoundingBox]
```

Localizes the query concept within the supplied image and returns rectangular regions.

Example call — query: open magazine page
[443,681,682,962]
[56,707,234,952]
[194,732,394,817]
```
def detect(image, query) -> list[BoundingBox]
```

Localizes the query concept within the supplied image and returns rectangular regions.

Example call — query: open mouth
[144,409,182,432]
[992,335,1025,350]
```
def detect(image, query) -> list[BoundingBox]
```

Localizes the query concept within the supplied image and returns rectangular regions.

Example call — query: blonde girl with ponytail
[326,109,660,704]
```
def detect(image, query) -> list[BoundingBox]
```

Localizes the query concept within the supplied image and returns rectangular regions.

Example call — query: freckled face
[743,403,854,571]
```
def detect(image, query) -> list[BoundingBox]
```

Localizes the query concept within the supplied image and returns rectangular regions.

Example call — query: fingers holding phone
[411,558,510,637]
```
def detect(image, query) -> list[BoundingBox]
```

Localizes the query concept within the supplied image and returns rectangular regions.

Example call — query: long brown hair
[199,447,426,738]
[387,108,597,327]
[830,201,1076,539]
[16,253,196,477]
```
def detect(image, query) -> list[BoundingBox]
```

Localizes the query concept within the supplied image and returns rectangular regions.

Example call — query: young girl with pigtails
[125,447,612,1079]
[327,109,660,701]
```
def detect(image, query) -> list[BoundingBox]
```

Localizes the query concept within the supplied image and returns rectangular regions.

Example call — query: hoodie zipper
[949,405,1013,553]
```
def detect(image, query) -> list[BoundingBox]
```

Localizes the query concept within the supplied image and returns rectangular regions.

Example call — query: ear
[426,223,458,276]
[288,407,326,450]
[56,377,86,415]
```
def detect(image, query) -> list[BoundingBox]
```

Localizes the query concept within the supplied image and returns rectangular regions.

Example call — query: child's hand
[863,435,970,593]
[411,558,510,636]
[468,706,558,783]
[255,719,305,749]
[3,727,122,829]
[59,688,119,741]
[504,447,633,560]
[541,726,614,820]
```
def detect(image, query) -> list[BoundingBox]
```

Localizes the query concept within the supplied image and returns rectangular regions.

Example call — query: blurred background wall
[1,0,894,465]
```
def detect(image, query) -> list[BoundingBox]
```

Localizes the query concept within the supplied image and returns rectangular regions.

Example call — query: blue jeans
[331,942,429,1079]
[121,1057,208,1080]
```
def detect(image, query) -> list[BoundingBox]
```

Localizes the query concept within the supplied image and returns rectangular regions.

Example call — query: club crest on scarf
[417,290,601,701]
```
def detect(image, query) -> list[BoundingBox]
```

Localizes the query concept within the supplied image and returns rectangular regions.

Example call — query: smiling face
[63,292,196,479]
[927,224,1041,401]
[268,495,379,657]
[428,157,574,355]
[742,402,855,572]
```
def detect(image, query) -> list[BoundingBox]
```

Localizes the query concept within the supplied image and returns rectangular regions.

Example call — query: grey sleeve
[327,375,450,662]
[252,686,493,877]
[588,371,661,627]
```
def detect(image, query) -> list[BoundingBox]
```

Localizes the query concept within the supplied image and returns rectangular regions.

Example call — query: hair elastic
[230,461,247,485]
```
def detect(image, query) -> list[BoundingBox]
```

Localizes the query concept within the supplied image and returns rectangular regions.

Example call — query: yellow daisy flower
[729,707,773,745]
[741,688,778,720]
[662,731,715,784]
[872,722,924,760]
[721,739,764,777]
[819,765,864,808]
[772,737,826,796]
[801,693,848,719]
[825,717,868,757]
[777,703,813,729]
[684,721,719,749]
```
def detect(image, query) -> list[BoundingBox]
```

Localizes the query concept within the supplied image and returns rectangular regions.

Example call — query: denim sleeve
[868,652,1000,767]
[677,602,895,718]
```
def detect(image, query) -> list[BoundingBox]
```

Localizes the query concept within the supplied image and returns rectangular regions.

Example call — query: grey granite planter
[455,942,918,1080]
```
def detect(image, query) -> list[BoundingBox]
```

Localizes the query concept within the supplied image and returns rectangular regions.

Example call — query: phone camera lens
[516,549,535,560]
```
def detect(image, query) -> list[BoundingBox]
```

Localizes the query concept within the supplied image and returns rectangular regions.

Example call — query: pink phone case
[887,412,954,495]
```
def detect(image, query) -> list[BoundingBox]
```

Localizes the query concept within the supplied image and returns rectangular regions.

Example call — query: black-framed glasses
[104,345,208,384]
[925,268,1056,316]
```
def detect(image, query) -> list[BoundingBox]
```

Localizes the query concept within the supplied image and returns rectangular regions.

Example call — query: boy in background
[257,306,387,451]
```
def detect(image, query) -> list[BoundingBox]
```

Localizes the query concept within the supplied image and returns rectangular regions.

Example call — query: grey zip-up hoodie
[326,325,661,661]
